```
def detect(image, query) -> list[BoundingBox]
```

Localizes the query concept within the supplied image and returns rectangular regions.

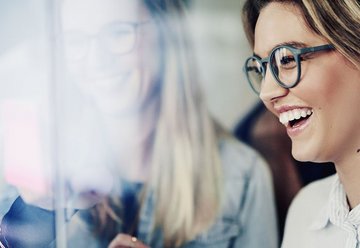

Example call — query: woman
[242,0,360,247]
[0,0,277,247]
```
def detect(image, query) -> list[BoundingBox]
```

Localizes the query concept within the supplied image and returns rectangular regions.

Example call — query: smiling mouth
[279,108,313,128]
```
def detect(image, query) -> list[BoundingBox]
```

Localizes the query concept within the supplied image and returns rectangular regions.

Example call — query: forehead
[254,2,324,56]
[62,0,146,32]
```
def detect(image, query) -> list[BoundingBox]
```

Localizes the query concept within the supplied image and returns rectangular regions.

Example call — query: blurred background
[190,0,257,130]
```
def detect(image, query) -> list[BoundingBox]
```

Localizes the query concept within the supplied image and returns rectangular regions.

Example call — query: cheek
[137,22,161,74]
[66,54,138,78]
[319,60,359,108]
[295,57,346,108]
[140,43,160,77]
[133,43,159,101]
[295,55,360,132]
[264,101,278,117]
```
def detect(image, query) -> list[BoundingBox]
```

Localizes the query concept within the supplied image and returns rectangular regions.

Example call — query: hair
[93,0,224,247]
[145,0,224,246]
[242,0,360,68]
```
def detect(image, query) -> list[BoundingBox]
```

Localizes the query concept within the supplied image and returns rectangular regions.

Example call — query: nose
[86,39,113,70]
[259,68,289,103]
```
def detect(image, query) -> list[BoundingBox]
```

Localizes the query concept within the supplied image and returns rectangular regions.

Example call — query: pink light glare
[1,99,50,195]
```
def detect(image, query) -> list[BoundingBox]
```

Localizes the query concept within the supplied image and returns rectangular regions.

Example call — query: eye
[245,57,265,76]
[248,65,262,75]
[63,31,89,61]
[110,27,133,38]
[101,22,136,54]
[104,22,135,39]
[280,56,296,67]
[274,47,297,69]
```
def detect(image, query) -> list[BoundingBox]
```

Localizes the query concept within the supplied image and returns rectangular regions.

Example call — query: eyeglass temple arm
[298,44,335,54]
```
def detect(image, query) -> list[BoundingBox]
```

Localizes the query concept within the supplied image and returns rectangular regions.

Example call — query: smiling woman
[242,0,360,247]
[62,0,157,116]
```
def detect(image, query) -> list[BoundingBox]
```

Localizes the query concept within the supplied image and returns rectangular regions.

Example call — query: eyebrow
[253,41,308,58]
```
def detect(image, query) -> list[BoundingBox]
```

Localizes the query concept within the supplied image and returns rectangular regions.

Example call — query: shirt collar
[309,174,340,230]
[309,174,360,231]
[309,204,330,230]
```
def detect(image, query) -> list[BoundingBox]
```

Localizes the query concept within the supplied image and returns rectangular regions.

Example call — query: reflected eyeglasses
[63,21,149,61]
[243,44,334,95]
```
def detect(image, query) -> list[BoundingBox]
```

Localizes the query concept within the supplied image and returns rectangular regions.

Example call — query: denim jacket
[62,139,278,248]
[0,139,278,248]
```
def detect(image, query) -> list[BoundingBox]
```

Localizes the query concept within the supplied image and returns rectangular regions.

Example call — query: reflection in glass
[0,1,263,248]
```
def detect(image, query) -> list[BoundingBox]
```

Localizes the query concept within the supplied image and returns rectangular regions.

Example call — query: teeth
[279,108,313,125]
[301,110,307,117]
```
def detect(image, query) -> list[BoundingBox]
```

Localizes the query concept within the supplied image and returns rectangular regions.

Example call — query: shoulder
[288,174,335,216]
[282,174,336,247]
[217,137,274,217]
[213,138,278,248]
[219,137,271,182]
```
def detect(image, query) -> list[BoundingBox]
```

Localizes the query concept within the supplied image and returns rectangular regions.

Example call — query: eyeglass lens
[245,58,263,94]
[245,46,299,94]
[64,22,137,61]
[271,47,298,86]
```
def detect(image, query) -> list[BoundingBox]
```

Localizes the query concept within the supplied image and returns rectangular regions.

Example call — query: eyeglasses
[63,21,149,61]
[243,44,334,95]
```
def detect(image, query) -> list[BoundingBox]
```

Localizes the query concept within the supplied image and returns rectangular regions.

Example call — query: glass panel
[0,0,149,246]
[0,0,61,246]
[0,1,260,247]
[59,1,149,246]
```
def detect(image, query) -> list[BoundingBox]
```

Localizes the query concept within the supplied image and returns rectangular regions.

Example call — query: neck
[101,110,155,183]
[335,149,360,209]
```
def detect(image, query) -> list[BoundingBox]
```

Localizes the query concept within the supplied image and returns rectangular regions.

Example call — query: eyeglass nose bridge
[259,56,290,94]
[260,54,297,90]
[259,57,270,78]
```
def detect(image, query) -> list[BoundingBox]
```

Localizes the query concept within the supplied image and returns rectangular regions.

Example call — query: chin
[94,97,140,117]
[291,144,316,162]
[291,145,329,163]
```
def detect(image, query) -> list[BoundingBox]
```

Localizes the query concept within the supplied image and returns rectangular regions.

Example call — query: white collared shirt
[282,174,360,248]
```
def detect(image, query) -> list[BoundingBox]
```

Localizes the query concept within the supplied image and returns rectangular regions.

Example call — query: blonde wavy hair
[93,0,224,247]
[242,0,360,68]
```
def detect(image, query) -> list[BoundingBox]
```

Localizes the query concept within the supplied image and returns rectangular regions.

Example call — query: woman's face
[254,2,360,164]
[62,0,158,116]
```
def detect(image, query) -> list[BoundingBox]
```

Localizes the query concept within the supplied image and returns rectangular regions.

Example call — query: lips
[275,106,314,137]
